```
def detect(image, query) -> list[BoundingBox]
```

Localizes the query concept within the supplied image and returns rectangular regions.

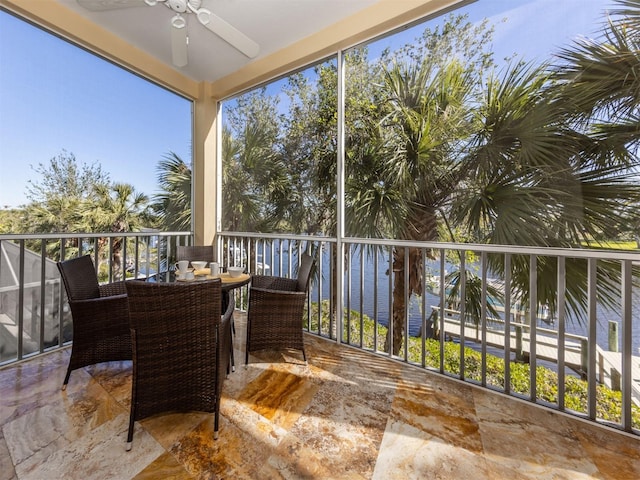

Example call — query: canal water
[262,245,640,355]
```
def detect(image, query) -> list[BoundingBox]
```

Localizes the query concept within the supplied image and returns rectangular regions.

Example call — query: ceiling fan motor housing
[166,0,201,14]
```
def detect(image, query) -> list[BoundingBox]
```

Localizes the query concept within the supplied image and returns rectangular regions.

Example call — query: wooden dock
[597,349,640,406]
[432,306,640,406]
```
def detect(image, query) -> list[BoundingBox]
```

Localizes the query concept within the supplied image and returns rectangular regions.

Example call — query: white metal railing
[1,230,638,436]
[0,231,191,364]
[218,232,640,436]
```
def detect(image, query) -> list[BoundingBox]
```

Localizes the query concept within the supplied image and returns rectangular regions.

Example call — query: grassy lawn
[581,239,639,250]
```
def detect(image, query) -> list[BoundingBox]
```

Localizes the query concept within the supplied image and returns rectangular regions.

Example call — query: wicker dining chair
[176,245,215,262]
[177,243,239,367]
[124,278,232,450]
[245,253,314,364]
[56,255,132,390]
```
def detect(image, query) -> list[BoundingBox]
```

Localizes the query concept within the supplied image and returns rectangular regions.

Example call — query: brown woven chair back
[56,255,132,390]
[57,255,101,300]
[176,245,215,262]
[296,253,314,292]
[124,278,231,450]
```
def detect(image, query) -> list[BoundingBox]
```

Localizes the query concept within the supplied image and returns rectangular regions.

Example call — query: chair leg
[61,367,72,390]
[245,315,250,366]
[126,420,134,451]
[227,347,234,376]
[214,409,220,440]
[230,347,235,373]
[230,314,236,372]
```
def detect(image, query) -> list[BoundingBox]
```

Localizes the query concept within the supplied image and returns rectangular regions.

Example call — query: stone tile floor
[1,314,639,479]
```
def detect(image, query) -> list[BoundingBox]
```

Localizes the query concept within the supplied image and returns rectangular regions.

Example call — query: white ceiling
[52,0,381,83]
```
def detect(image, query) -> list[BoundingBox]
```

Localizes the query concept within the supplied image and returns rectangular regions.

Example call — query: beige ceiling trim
[209,0,468,100]
[0,0,200,99]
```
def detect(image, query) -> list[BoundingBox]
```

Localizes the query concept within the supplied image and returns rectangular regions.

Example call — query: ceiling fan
[77,0,260,67]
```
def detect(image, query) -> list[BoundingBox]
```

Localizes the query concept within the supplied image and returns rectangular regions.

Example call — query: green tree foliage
[23,150,111,234]
[221,128,261,231]
[25,150,110,204]
[0,208,21,233]
[222,4,640,356]
[153,152,192,231]
[19,151,153,267]
[222,89,292,232]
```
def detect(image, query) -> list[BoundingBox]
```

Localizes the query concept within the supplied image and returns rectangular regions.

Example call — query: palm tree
[455,2,640,322]
[340,14,501,355]
[222,90,299,233]
[82,183,151,279]
[347,4,640,354]
[375,60,476,354]
[553,0,640,165]
[221,127,261,231]
[153,152,192,231]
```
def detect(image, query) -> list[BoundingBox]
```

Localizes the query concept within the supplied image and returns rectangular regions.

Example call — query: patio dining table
[172,270,251,324]
[174,270,251,291]
[170,269,250,371]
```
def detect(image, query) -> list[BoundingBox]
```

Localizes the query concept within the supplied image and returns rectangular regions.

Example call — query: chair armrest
[249,286,307,297]
[251,275,298,291]
[248,287,308,317]
[70,294,128,315]
[99,281,127,297]
[68,294,130,339]
[247,287,308,332]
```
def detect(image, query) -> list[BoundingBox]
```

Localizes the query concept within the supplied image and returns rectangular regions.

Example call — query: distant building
[0,241,68,362]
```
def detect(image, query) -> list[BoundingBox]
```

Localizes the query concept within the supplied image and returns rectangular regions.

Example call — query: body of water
[260,245,640,355]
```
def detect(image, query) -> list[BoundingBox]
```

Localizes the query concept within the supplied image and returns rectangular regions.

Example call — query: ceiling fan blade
[198,11,259,59]
[170,22,188,67]
[77,0,145,11]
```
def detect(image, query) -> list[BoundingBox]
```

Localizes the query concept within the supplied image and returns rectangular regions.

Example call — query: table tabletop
[175,272,251,291]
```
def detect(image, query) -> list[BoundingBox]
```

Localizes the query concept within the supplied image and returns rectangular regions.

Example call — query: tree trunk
[384,246,424,356]
[388,266,407,355]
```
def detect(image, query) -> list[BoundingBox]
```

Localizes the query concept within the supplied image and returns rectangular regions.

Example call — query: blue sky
[476,0,609,64]
[0,10,192,209]
[1,0,613,209]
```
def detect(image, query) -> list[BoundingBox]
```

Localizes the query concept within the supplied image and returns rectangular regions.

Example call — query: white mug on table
[176,260,190,273]
[210,262,220,275]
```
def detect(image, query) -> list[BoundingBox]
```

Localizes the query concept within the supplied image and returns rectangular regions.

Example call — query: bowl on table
[191,261,208,270]
[176,269,195,281]
[227,266,244,278]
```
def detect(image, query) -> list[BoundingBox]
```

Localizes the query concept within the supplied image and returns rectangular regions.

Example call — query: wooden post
[610,368,621,391]
[598,351,604,384]
[515,325,523,362]
[608,320,618,352]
